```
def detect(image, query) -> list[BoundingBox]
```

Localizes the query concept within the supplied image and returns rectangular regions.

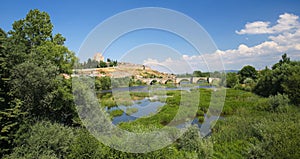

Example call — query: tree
[254,54,300,106]
[6,9,77,121]
[282,63,300,105]
[0,28,8,108]
[226,72,238,88]
[95,76,111,90]
[253,67,274,97]
[69,129,108,159]
[31,41,76,74]
[99,60,108,68]
[4,121,75,159]
[8,9,53,48]
[193,70,202,77]
[0,9,78,156]
[272,53,290,70]
[238,65,257,83]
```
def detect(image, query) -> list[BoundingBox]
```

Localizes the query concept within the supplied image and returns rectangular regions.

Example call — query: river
[99,84,219,130]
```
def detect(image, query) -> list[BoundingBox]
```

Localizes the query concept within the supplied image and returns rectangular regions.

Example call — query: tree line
[76,58,118,69]
[225,53,300,106]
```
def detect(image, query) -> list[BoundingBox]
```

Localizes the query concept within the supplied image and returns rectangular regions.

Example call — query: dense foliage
[0,9,78,156]
[254,54,300,105]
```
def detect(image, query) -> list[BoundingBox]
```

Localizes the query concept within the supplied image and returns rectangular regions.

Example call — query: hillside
[73,63,175,79]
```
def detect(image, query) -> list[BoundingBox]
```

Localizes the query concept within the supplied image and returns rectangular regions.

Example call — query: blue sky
[1,0,300,72]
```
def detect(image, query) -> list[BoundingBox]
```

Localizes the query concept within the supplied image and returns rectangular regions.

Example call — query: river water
[101,84,218,128]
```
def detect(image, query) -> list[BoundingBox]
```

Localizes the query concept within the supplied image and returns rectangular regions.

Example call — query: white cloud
[236,13,299,34]
[236,21,271,34]
[144,13,300,72]
[143,57,194,74]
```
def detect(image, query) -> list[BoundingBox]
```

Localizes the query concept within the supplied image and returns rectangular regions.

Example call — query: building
[93,53,104,62]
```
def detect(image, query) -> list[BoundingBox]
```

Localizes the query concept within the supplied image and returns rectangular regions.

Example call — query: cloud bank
[144,13,300,72]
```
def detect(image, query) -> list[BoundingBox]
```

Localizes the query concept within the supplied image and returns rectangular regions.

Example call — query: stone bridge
[137,77,220,85]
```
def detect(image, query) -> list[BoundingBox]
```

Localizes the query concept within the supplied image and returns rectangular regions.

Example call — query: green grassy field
[102,88,300,158]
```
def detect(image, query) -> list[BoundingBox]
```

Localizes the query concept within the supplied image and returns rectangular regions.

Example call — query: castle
[93,53,104,62]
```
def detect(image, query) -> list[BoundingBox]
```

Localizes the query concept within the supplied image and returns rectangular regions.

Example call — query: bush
[267,94,290,112]
[255,94,290,113]
[4,121,75,159]
[69,129,108,159]
[177,126,213,158]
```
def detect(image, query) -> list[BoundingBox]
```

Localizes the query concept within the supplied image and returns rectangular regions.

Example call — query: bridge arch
[164,79,174,84]
[196,78,208,84]
[209,78,220,85]
[178,79,191,84]
[149,79,158,85]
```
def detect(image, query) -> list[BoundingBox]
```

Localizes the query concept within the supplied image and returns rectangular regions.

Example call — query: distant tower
[93,53,104,62]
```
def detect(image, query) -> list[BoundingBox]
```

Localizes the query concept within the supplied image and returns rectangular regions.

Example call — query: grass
[109,109,124,118]
[99,92,150,107]
[100,97,117,108]
[130,92,149,100]
[100,88,300,158]
[126,108,138,115]
[118,88,266,129]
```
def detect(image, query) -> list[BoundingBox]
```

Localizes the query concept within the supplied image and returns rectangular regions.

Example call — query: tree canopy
[238,65,258,83]
[0,9,78,156]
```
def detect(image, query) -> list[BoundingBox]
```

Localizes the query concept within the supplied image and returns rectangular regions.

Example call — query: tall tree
[0,9,78,156]
[193,70,202,77]
[226,72,238,88]
[238,65,258,83]
[272,53,290,70]
[254,54,300,106]
[0,28,8,108]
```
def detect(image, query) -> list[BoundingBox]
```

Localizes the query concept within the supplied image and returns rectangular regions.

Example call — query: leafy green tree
[254,55,297,97]
[254,54,300,106]
[6,9,77,121]
[282,63,300,105]
[238,65,257,83]
[95,76,111,90]
[5,9,54,69]
[0,100,25,157]
[193,70,202,77]
[69,129,108,159]
[211,71,222,78]
[272,53,290,70]
[0,28,8,108]
[31,41,76,74]
[226,72,238,88]
[253,67,274,97]
[4,121,75,159]
[99,60,108,68]
[0,9,78,156]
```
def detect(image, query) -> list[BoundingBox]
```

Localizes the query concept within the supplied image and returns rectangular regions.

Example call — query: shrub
[69,129,108,159]
[177,126,213,158]
[255,94,290,112]
[4,121,75,159]
[267,94,290,112]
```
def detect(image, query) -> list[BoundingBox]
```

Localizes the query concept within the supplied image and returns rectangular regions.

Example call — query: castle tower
[93,53,104,62]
